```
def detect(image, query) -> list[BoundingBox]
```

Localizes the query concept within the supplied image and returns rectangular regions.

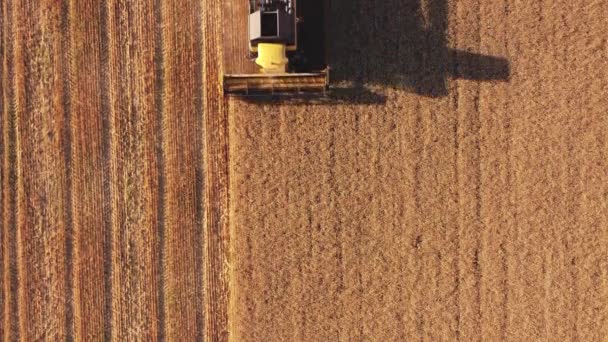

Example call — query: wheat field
[2,0,607,341]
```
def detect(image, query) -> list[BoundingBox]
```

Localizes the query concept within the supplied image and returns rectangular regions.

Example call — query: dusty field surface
[227,0,608,341]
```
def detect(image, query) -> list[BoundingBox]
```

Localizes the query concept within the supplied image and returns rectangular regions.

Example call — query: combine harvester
[223,0,330,95]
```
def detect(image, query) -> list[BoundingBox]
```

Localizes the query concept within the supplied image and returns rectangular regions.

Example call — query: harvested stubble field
[1,0,607,341]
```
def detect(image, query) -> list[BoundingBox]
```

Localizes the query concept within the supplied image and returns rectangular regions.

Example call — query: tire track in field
[2,1,19,338]
[453,0,482,339]
[478,1,511,340]
[153,0,166,339]
[60,0,75,339]
[0,0,5,336]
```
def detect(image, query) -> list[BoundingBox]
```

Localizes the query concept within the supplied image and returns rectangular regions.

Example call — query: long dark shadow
[329,0,510,98]
[449,50,510,81]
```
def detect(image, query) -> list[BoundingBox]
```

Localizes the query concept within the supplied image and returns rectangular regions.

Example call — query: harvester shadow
[329,0,510,98]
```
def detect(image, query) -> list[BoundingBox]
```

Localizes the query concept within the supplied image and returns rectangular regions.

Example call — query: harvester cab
[223,0,330,95]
